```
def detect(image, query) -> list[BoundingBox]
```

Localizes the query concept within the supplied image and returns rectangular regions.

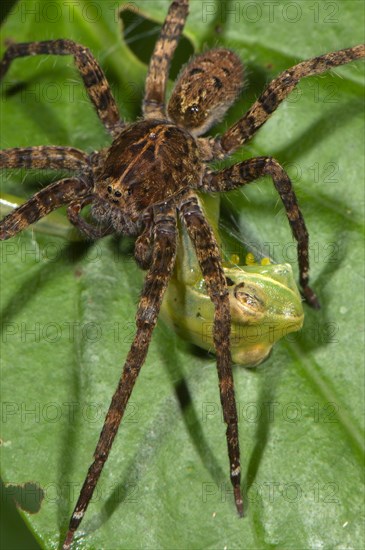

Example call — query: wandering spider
[0,0,364,547]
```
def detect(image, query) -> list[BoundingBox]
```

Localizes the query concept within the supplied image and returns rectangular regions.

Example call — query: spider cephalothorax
[92,120,203,236]
[0,0,364,547]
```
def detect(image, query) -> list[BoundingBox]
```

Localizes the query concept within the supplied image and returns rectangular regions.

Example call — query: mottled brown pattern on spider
[167,49,243,135]
[0,0,364,547]
[0,39,122,136]
[143,0,188,118]
[0,146,89,171]
[219,43,365,153]
[92,120,203,234]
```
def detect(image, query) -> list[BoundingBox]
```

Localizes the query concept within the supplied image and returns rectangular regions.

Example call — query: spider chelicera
[0,0,364,547]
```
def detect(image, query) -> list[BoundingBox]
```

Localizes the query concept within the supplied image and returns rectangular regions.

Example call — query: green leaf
[1,1,364,549]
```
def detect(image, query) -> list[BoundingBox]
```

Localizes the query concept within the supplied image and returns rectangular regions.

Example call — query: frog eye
[234,282,265,314]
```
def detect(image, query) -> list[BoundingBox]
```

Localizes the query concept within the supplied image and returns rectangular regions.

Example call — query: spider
[0,0,364,547]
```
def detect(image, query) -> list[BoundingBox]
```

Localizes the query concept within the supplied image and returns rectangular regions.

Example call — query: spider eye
[107,185,113,193]
[114,190,122,197]
[188,104,199,114]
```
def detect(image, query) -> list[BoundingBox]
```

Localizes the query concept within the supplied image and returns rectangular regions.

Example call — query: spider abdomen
[93,119,203,234]
[168,49,244,136]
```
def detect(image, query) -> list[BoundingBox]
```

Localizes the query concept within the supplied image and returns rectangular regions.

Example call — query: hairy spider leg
[0,146,110,238]
[217,44,365,154]
[62,201,178,549]
[180,190,244,516]
[143,0,189,118]
[0,146,89,171]
[200,157,319,308]
[0,39,123,137]
[0,177,93,239]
